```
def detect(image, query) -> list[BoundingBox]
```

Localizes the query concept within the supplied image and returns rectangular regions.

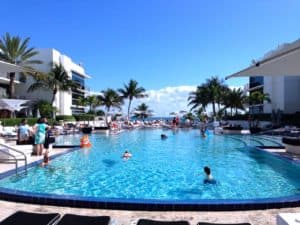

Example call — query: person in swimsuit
[33,118,48,155]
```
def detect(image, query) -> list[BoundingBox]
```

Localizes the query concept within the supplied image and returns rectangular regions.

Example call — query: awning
[0,99,29,112]
[0,60,33,73]
[226,39,300,79]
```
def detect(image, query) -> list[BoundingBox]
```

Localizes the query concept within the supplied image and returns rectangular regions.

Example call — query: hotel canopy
[226,39,300,79]
[0,60,35,73]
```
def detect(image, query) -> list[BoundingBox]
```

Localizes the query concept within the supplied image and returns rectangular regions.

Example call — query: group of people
[17,118,54,166]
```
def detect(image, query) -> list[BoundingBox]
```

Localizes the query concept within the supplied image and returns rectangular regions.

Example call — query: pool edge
[0,142,300,211]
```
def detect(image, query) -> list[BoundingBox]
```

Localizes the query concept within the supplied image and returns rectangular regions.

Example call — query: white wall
[263,76,285,113]
[284,76,300,113]
[15,48,89,116]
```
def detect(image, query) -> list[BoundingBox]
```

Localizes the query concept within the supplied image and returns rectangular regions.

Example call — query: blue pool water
[0,129,300,201]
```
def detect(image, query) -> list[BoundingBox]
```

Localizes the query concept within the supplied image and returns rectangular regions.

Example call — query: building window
[71,72,85,115]
[72,72,85,90]
[249,105,264,114]
[249,76,264,89]
[0,84,8,98]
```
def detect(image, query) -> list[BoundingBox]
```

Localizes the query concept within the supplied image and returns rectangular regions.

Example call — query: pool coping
[0,144,299,211]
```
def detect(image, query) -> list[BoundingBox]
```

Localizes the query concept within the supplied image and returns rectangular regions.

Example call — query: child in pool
[203,166,216,184]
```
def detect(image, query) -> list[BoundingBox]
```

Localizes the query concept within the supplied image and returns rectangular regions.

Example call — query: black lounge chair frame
[0,211,60,225]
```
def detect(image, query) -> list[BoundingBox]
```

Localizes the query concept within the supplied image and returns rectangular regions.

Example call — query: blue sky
[1,0,300,115]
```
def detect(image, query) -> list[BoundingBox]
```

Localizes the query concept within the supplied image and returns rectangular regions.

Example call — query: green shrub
[0,118,54,126]
[56,115,76,122]
[96,110,105,116]
[74,114,95,121]
[36,100,57,118]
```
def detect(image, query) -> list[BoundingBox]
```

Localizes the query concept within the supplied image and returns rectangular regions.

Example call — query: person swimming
[203,166,216,184]
[80,135,92,148]
[161,134,168,139]
[122,150,132,159]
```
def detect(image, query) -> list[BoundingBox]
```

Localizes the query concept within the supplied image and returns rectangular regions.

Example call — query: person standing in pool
[203,166,216,184]
[33,118,48,155]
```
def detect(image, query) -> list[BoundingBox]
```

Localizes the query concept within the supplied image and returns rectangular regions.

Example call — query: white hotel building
[228,39,300,114]
[13,48,91,116]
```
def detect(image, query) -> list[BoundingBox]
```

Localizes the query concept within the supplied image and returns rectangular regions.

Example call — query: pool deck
[258,147,300,163]
[0,200,299,225]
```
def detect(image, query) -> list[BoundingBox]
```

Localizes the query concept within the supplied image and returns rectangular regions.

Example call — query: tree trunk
[51,89,57,106]
[212,101,216,117]
[51,89,57,119]
[127,99,132,120]
[106,107,110,127]
[231,107,233,116]
[8,72,16,98]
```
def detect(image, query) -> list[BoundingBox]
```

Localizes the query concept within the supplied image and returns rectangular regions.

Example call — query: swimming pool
[0,129,300,210]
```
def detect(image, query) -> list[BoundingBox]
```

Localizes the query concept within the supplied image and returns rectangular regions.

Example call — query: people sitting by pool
[122,150,132,159]
[161,134,168,139]
[17,119,32,144]
[80,135,92,148]
[203,166,216,184]
[41,150,50,167]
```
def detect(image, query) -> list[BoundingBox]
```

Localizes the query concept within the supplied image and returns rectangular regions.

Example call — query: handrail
[0,148,18,173]
[0,143,27,173]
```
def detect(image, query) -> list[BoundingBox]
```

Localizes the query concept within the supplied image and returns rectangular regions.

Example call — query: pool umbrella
[0,99,29,112]
[169,112,178,116]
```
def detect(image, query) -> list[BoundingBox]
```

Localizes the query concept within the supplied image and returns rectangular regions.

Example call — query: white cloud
[93,85,246,117]
[123,85,197,116]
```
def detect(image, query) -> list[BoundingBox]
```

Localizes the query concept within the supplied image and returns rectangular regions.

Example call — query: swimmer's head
[204,166,211,175]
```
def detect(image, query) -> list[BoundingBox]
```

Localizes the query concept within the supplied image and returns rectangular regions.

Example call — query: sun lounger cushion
[56,214,110,225]
[137,219,190,225]
[197,223,251,225]
[0,211,60,225]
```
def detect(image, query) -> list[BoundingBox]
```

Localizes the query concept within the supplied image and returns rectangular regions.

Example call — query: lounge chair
[197,223,251,225]
[55,214,110,225]
[137,219,190,225]
[0,211,60,225]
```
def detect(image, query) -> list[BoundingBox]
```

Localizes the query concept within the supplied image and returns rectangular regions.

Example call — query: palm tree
[183,112,195,121]
[134,103,152,120]
[85,95,100,114]
[28,63,77,107]
[204,76,227,116]
[98,88,123,124]
[77,96,87,108]
[223,88,246,116]
[247,91,271,129]
[187,85,210,112]
[248,91,271,106]
[0,33,42,98]
[118,79,148,118]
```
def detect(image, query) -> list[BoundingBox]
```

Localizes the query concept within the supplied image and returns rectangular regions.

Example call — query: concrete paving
[0,200,299,225]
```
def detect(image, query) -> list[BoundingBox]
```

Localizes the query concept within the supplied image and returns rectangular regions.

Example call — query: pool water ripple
[0,129,300,201]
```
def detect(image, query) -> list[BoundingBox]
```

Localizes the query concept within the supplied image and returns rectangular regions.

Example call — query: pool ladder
[0,143,27,174]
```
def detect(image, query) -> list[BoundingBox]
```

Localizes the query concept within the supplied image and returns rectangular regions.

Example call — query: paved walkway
[0,200,299,225]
